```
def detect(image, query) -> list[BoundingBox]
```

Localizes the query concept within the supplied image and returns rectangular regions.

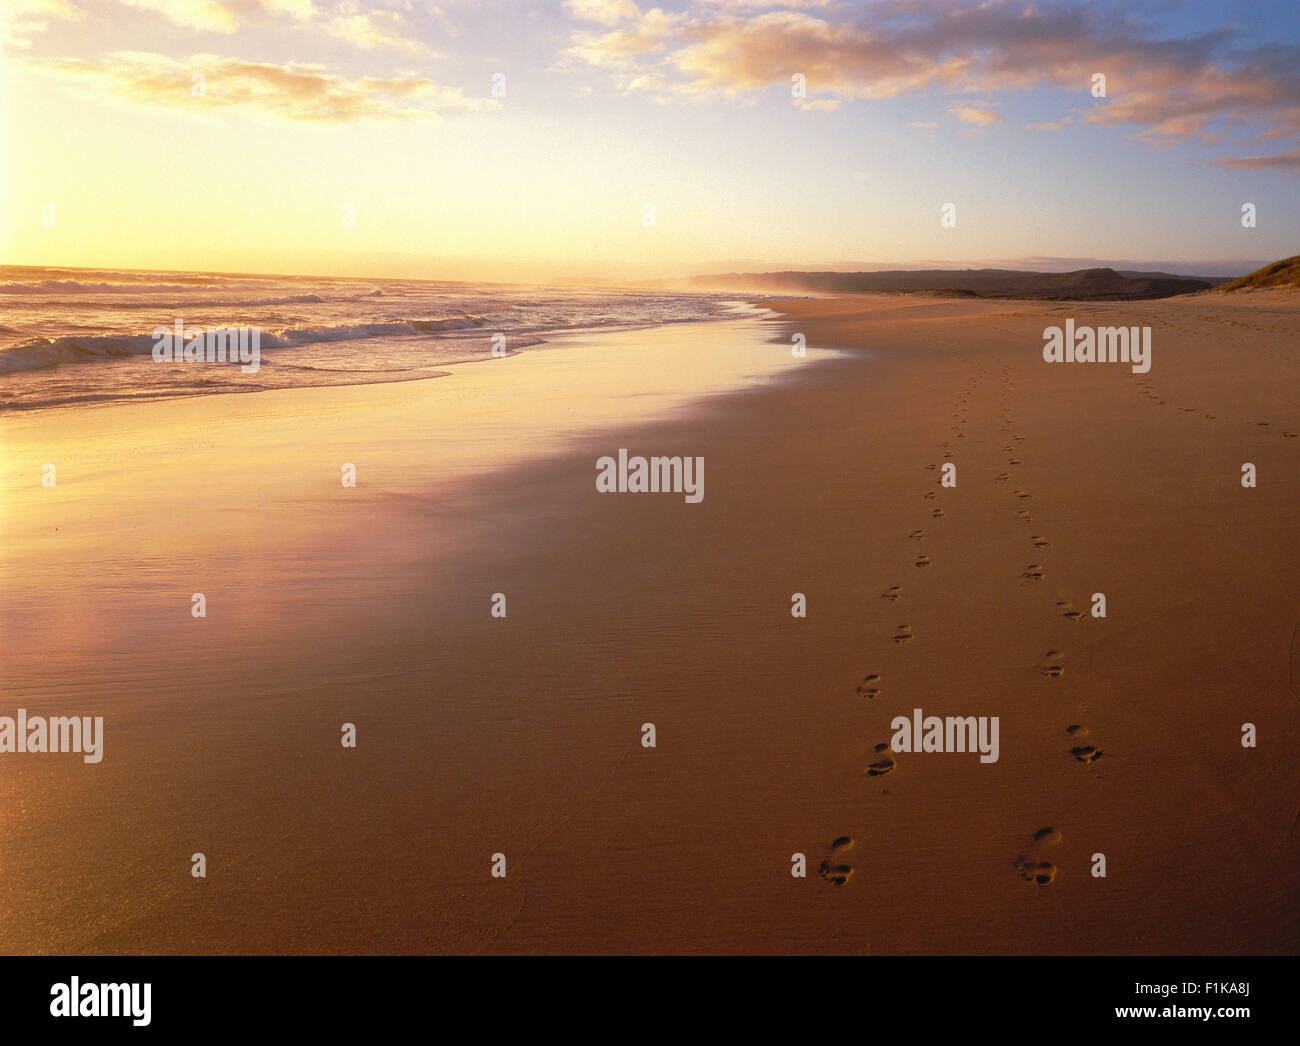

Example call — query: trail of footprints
[997,376,1084,884]
[1136,375,1298,436]
[1001,380,1107,885]
[837,370,977,879]
[838,364,1111,889]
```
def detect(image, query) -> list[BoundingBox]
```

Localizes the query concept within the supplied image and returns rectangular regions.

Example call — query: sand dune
[1217,255,1300,292]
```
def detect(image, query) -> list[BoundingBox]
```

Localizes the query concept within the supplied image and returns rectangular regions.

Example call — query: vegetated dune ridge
[692,266,1230,299]
[1215,255,1300,292]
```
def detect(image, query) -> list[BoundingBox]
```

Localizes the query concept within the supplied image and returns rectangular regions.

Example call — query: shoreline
[0,299,784,417]
[1,292,1296,954]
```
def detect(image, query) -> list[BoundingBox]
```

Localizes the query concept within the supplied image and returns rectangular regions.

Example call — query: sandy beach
[1,291,1296,955]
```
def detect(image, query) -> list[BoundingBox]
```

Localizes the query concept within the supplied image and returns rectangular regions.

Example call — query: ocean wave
[225,293,326,306]
[0,280,229,295]
[5,292,328,308]
[61,293,405,310]
[259,317,483,345]
[0,317,488,373]
[408,316,484,333]
[0,334,161,373]
[0,272,741,415]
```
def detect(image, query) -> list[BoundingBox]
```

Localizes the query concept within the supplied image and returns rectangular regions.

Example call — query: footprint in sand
[856,673,882,699]
[908,529,925,540]
[1015,489,1033,500]
[932,508,945,518]
[1009,458,1022,465]
[924,491,938,500]
[867,743,897,777]
[893,624,915,643]
[1284,431,1298,438]
[1031,535,1051,549]
[819,859,854,885]
[882,585,903,601]
[819,836,855,885]
[915,554,932,568]
[996,472,1011,482]
[1067,724,1103,763]
[1023,563,1044,581]
[1016,862,1057,886]
[1038,650,1064,676]
[927,464,938,472]
[1015,827,1062,886]
[1055,599,1084,622]
[1015,510,1033,523]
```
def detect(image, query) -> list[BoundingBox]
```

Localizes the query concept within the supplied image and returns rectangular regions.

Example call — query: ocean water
[0,266,750,412]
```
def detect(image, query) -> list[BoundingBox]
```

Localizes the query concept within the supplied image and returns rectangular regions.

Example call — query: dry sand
[1,292,1296,954]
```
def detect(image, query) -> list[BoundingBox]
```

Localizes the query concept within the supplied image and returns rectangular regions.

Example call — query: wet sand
[1,293,1296,954]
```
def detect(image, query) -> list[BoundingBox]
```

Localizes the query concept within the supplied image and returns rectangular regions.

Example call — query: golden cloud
[949,106,1001,127]
[561,0,1300,169]
[20,51,495,123]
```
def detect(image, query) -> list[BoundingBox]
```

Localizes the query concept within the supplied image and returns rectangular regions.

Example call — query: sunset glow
[4,0,1298,280]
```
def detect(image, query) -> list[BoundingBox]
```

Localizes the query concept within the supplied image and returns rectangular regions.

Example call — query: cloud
[98,2,446,59]
[9,0,80,13]
[1212,149,1300,171]
[21,2,437,59]
[702,0,834,9]
[3,0,81,48]
[324,5,436,56]
[794,96,841,111]
[94,0,321,33]
[949,106,1001,127]
[262,0,316,18]
[19,51,494,123]
[671,11,956,99]
[109,0,320,32]
[562,7,685,71]
[110,0,240,33]
[563,0,641,26]
[560,0,1300,167]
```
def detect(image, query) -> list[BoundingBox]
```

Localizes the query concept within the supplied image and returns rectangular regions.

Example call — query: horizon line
[0,255,1276,287]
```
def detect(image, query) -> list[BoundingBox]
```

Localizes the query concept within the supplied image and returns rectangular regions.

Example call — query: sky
[2,0,1298,282]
